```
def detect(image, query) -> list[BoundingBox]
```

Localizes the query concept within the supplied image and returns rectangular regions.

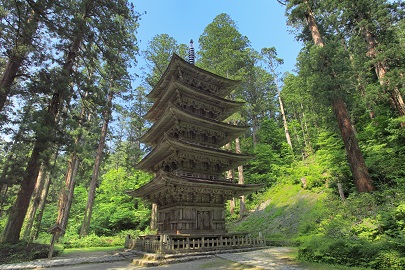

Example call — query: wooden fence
[125,233,265,253]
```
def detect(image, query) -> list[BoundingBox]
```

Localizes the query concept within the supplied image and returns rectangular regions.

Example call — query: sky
[131,0,303,82]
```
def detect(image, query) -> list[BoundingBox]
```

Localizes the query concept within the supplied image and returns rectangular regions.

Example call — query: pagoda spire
[188,39,195,65]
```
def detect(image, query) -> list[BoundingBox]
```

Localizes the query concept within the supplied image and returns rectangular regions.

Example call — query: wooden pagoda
[129,53,262,238]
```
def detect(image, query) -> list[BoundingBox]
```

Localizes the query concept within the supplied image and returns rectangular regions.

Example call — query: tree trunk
[332,98,375,192]
[150,203,158,230]
[279,93,293,150]
[56,155,80,238]
[32,169,52,240]
[305,6,324,47]
[235,137,246,216]
[304,1,374,193]
[23,165,46,241]
[0,1,93,243]
[55,100,87,240]
[1,142,44,243]
[275,75,292,150]
[252,116,259,149]
[80,90,113,236]
[0,184,9,217]
[337,182,345,201]
[360,19,405,123]
[225,142,236,214]
[0,9,39,111]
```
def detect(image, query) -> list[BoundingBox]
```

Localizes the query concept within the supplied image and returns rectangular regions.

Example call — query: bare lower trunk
[337,182,345,201]
[23,166,46,241]
[32,169,52,240]
[55,101,87,239]
[150,203,158,230]
[80,90,113,236]
[235,137,246,216]
[56,155,80,238]
[332,98,375,192]
[229,198,236,215]
[279,94,292,150]
[1,142,44,243]
[225,143,236,214]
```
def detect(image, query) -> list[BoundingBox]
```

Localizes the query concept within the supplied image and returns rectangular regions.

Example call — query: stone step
[131,247,267,267]
[133,254,215,267]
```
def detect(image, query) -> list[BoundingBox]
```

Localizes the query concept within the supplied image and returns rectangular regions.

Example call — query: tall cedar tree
[261,47,293,150]
[198,13,251,79]
[80,89,113,236]
[142,34,188,89]
[0,1,40,112]
[333,0,405,121]
[1,0,139,243]
[283,0,375,192]
[1,0,94,243]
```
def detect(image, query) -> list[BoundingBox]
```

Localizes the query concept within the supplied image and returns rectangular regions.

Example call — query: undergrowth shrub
[298,235,405,269]
[61,233,123,248]
[298,190,405,269]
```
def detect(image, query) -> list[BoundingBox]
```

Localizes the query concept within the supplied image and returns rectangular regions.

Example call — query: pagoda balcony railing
[125,233,265,254]
[173,170,234,182]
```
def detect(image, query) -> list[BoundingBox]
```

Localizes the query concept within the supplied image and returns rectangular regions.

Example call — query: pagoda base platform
[125,232,265,254]
[131,246,267,267]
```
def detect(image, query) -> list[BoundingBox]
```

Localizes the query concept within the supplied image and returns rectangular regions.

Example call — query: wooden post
[337,181,345,201]
[47,224,64,259]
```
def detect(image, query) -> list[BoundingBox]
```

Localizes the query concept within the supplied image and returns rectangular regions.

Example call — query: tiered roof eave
[144,79,244,122]
[127,170,263,200]
[147,54,240,100]
[135,135,253,173]
[139,102,249,147]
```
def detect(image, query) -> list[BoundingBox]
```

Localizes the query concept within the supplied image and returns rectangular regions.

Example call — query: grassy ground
[61,245,124,256]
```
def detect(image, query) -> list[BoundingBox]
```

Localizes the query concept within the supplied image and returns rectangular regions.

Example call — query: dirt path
[1,247,307,270]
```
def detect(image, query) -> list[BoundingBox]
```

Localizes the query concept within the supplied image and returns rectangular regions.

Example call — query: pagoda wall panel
[157,204,226,235]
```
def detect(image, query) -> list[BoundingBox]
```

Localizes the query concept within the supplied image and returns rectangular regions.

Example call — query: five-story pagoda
[129,52,262,237]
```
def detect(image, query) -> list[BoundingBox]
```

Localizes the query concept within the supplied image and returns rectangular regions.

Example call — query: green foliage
[228,182,326,242]
[198,13,251,79]
[230,170,405,269]
[245,119,293,186]
[299,235,405,269]
[85,168,152,236]
[359,116,405,188]
[60,233,123,249]
[296,190,405,269]
[380,203,405,251]
[298,41,354,106]
[142,34,188,88]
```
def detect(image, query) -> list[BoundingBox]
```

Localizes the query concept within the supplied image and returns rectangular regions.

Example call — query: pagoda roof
[140,103,249,147]
[135,135,253,173]
[145,79,244,122]
[128,170,263,201]
[147,54,240,100]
